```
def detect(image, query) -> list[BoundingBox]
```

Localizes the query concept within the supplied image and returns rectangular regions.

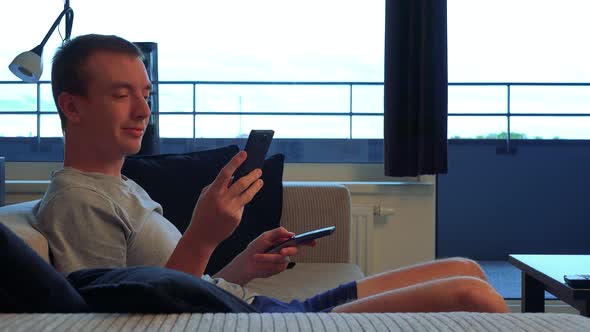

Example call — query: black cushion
[68,266,259,313]
[122,146,284,275]
[0,223,88,313]
[207,153,284,275]
[122,145,239,233]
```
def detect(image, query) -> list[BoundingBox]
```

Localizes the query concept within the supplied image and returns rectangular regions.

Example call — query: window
[448,0,590,140]
[4,1,588,162]
[0,1,385,162]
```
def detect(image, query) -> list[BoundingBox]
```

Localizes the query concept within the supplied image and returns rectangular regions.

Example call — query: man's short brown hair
[51,34,144,134]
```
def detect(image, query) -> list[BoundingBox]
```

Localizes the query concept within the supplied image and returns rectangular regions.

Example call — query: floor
[479,260,556,300]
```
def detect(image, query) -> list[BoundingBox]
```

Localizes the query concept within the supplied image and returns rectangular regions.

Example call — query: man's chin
[123,144,143,157]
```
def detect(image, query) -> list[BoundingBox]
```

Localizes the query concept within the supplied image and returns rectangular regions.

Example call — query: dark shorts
[251,281,357,313]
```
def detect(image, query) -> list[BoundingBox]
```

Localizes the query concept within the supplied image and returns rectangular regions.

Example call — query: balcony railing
[2,80,590,160]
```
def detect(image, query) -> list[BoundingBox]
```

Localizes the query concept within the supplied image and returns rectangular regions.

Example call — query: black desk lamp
[8,0,74,82]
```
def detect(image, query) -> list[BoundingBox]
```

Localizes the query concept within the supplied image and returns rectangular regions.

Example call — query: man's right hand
[187,151,264,248]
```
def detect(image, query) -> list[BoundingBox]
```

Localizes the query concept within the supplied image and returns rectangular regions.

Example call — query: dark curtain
[384,0,448,177]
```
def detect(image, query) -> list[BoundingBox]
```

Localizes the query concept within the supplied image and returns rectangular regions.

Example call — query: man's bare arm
[164,151,264,277]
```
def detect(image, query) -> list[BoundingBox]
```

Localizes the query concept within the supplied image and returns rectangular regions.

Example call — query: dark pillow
[123,145,239,233]
[122,146,284,275]
[0,223,88,313]
[67,266,259,313]
[207,153,284,275]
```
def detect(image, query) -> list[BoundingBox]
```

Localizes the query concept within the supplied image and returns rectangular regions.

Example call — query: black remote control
[564,275,590,288]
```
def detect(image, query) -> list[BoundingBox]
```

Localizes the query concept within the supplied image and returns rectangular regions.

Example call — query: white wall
[5,162,437,273]
[347,181,436,274]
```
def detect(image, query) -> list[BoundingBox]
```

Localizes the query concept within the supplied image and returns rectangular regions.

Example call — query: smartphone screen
[232,129,274,182]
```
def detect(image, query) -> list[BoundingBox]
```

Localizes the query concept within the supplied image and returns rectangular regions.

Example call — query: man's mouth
[123,127,145,137]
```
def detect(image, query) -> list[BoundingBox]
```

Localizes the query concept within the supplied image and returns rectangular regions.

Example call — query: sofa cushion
[246,263,364,302]
[122,146,284,275]
[0,222,88,313]
[67,266,259,313]
[0,200,49,262]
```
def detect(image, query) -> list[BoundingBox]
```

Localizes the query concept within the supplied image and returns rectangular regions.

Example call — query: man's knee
[455,277,508,313]
[445,257,487,280]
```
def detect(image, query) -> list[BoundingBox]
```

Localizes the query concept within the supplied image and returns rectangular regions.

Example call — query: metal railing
[2,80,590,146]
[448,82,590,151]
[0,80,384,140]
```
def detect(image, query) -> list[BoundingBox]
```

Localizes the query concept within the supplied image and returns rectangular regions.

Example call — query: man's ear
[57,92,82,123]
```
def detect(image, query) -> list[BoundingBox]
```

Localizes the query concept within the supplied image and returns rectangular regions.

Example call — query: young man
[35,34,508,313]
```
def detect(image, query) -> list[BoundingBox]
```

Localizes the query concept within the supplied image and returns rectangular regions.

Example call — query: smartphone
[232,129,274,183]
[265,226,336,254]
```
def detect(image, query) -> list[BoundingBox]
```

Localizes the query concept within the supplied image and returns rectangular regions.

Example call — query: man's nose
[133,96,151,119]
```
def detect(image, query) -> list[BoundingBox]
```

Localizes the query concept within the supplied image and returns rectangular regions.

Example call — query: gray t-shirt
[33,167,257,303]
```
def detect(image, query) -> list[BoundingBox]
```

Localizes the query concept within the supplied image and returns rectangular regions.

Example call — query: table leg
[522,272,544,313]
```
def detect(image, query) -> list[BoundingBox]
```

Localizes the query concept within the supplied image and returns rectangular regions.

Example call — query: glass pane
[448,116,507,139]
[40,114,63,137]
[150,1,384,81]
[158,83,193,113]
[40,83,57,112]
[159,115,194,138]
[448,86,507,114]
[0,84,36,112]
[511,86,590,114]
[448,0,590,83]
[352,85,383,113]
[0,115,37,137]
[511,116,590,139]
[352,115,383,139]
[196,85,349,114]
[195,115,350,138]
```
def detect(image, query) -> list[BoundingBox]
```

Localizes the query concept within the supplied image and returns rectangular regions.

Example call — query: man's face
[72,51,152,158]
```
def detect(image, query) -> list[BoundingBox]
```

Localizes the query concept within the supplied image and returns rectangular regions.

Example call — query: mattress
[1,312,588,331]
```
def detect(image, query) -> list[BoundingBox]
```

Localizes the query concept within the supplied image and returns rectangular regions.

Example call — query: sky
[1,0,590,139]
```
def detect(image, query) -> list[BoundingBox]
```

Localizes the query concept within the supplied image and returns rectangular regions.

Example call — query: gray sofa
[1,183,589,331]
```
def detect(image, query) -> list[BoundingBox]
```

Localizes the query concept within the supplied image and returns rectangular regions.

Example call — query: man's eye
[114,95,128,98]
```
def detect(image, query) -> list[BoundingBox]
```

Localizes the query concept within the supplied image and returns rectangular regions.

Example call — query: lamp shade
[8,46,43,82]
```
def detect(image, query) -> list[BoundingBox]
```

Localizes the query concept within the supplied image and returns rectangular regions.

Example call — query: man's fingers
[265,227,295,243]
[228,168,262,195]
[302,240,317,247]
[237,179,264,206]
[279,246,298,256]
[254,253,291,264]
[213,151,247,190]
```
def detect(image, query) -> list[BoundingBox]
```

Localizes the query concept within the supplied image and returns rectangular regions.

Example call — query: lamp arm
[64,0,73,40]
[37,7,74,51]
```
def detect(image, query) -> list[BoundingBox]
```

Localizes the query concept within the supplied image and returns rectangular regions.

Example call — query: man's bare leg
[333,276,509,313]
[356,257,489,299]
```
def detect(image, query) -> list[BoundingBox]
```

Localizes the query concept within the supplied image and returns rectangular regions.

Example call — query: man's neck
[63,142,125,178]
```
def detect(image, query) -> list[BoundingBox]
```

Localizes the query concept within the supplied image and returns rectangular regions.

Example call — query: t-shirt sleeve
[35,187,131,275]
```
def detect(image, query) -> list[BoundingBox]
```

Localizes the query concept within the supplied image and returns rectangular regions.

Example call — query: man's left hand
[213,227,316,285]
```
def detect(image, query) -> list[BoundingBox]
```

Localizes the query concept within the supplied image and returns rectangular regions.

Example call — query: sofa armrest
[280,182,351,263]
[0,200,50,263]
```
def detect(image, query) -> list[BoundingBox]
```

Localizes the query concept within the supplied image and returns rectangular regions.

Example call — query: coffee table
[508,254,590,317]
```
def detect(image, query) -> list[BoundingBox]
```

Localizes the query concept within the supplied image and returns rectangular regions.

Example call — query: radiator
[351,204,395,276]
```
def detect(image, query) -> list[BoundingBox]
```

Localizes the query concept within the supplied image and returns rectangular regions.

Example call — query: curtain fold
[384,0,448,177]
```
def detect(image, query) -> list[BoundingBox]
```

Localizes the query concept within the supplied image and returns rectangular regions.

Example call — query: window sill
[284,181,434,195]
[6,179,434,196]
[5,180,50,194]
